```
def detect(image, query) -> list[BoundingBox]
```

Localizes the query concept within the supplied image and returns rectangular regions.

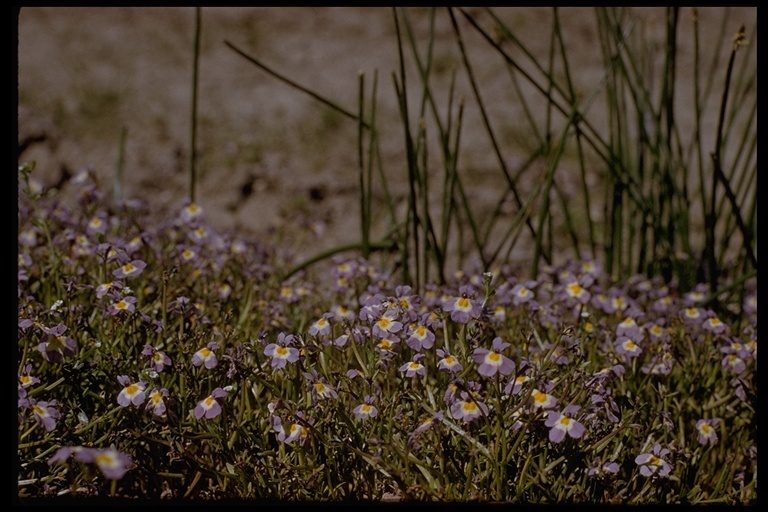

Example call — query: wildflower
[504,374,531,395]
[21,398,61,432]
[308,314,333,338]
[36,323,77,362]
[545,405,586,443]
[333,332,350,347]
[303,369,338,400]
[436,348,462,374]
[616,316,642,341]
[49,446,134,480]
[108,295,137,315]
[615,336,642,359]
[473,337,515,377]
[117,375,146,407]
[635,444,673,477]
[411,411,444,437]
[511,282,536,306]
[721,353,746,374]
[112,259,147,279]
[683,286,707,306]
[695,418,721,445]
[264,333,300,369]
[399,354,427,378]
[680,307,703,324]
[443,286,483,324]
[405,321,435,351]
[702,316,728,335]
[192,341,219,369]
[372,310,403,338]
[194,387,228,420]
[450,392,489,423]
[587,459,620,480]
[179,246,198,264]
[644,321,670,343]
[743,294,757,316]
[180,202,204,223]
[531,388,558,409]
[96,281,123,299]
[274,412,314,446]
[642,347,675,375]
[18,364,40,391]
[146,388,169,416]
[352,395,378,420]
[142,344,172,372]
[651,296,673,315]
[563,279,591,305]
[375,336,400,354]
[346,369,363,380]
[331,304,356,323]
[218,283,233,300]
[87,215,108,236]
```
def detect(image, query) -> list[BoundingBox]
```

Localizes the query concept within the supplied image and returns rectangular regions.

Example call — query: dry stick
[708,25,756,291]
[224,40,367,129]
[392,7,420,290]
[190,7,201,203]
[447,7,550,266]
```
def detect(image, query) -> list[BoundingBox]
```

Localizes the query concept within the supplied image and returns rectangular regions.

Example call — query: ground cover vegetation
[17,7,756,504]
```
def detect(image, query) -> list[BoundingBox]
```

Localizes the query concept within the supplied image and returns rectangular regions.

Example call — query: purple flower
[303,369,338,400]
[615,336,642,359]
[179,202,204,223]
[531,388,558,409]
[273,412,314,446]
[142,344,172,372]
[443,287,482,324]
[695,418,721,445]
[146,388,169,416]
[702,316,728,335]
[449,392,489,423]
[95,281,123,299]
[112,259,147,279]
[411,411,444,436]
[264,333,300,369]
[49,446,133,480]
[436,348,462,374]
[352,395,378,420]
[36,323,77,362]
[616,316,642,341]
[405,321,435,351]
[399,354,427,378]
[192,341,219,369]
[562,278,591,305]
[635,444,673,477]
[18,364,40,391]
[372,310,403,338]
[472,337,515,377]
[504,373,531,395]
[721,353,746,374]
[108,295,137,316]
[544,406,586,443]
[76,447,133,480]
[117,375,146,407]
[587,459,620,479]
[511,282,536,306]
[194,387,228,419]
[24,398,61,432]
[308,314,333,338]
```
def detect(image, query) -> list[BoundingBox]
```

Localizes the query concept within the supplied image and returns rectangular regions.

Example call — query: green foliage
[17,165,756,503]
[17,7,756,504]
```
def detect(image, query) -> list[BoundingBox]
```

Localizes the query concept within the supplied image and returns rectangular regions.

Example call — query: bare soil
[16,7,756,266]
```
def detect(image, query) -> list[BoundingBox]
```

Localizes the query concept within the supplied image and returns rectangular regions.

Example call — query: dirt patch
[16,7,756,267]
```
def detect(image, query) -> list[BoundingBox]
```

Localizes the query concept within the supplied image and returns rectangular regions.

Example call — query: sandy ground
[16,7,756,267]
